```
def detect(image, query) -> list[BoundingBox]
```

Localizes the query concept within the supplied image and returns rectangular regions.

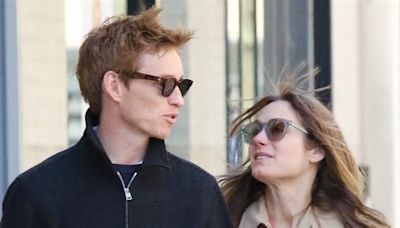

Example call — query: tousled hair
[76,7,193,114]
[219,70,389,228]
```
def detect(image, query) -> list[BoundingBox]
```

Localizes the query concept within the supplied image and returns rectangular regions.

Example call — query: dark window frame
[314,0,331,107]
[127,0,156,15]
[0,0,20,207]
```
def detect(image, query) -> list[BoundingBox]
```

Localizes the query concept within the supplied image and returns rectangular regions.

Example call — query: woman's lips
[253,152,274,160]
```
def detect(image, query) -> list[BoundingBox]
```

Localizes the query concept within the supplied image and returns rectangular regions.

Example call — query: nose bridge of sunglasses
[242,119,294,144]
[249,124,274,144]
[251,120,285,142]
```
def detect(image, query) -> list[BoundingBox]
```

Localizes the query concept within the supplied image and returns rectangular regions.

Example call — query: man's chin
[152,129,171,139]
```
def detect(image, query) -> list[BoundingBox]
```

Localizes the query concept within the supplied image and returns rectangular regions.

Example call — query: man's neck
[96,114,148,165]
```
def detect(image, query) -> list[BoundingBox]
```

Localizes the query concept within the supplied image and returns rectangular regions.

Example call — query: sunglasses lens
[162,78,178,97]
[242,122,263,143]
[162,78,193,97]
[267,119,287,141]
[178,79,193,96]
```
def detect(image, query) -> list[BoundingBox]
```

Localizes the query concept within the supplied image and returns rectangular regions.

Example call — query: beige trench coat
[238,196,344,228]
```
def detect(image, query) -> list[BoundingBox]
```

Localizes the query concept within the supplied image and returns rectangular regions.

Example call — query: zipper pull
[124,187,132,201]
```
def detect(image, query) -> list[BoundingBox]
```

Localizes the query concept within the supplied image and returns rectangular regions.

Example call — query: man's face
[118,49,186,139]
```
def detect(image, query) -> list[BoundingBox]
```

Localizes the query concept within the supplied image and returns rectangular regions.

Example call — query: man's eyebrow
[160,74,184,80]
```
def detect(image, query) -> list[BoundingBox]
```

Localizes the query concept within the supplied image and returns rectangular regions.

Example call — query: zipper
[116,171,137,228]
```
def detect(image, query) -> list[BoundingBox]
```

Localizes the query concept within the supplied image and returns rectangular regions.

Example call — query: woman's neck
[263,174,315,227]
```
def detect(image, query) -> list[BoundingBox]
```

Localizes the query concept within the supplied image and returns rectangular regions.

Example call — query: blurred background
[0,0,399,226]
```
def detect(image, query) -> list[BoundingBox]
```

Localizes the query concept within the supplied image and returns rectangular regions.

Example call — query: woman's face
[248,100,323,184]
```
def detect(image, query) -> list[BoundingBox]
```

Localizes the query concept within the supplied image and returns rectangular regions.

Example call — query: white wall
[186,0,227,175]
[162,0,227,175]
[331,0,361,161]
[332,0,400,226]
[18,0,68,170]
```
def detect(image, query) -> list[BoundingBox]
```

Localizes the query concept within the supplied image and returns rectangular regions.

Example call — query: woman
[220,74,389,228]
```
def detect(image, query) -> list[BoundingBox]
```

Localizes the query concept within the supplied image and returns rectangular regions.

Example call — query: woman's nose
[252,127,269,146]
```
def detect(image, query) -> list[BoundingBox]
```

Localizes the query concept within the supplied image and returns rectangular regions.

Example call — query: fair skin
[97,48,185,164]
[249,100,324,228]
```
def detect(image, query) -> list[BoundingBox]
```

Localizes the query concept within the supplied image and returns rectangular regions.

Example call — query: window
[226,0,319,166]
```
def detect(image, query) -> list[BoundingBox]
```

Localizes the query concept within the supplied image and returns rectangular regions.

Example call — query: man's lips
[163,113,178,124]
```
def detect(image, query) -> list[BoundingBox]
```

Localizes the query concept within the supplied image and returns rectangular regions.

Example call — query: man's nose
[167,86,185,107]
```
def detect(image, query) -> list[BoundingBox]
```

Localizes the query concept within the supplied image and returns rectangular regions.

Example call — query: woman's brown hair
[219,72,389,228]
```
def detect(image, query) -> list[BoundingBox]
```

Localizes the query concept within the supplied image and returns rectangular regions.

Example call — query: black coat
[1,110,232,228]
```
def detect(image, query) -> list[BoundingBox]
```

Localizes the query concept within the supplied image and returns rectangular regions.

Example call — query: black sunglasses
[122,71,193,97]
[241,118,308,143]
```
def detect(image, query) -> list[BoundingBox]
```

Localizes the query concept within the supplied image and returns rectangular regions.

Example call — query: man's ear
[308,147,325,163]
[102,71,123,102]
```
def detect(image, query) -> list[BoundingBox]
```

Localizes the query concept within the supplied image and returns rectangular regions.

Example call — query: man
[1,8,232,228]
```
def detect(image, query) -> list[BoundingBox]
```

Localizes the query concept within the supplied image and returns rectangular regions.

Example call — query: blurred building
[0,0,399,226]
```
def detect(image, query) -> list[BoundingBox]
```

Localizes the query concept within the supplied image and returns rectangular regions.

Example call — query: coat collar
[239,196,271,228]
[83,108,171,169]
[239,196,343,228]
